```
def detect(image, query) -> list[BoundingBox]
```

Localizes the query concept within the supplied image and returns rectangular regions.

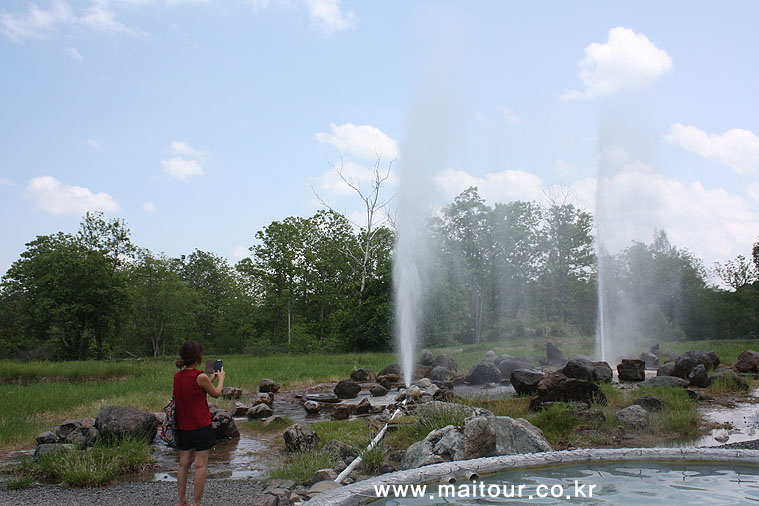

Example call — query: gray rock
[334,380,361,399]
[221,387,242,399]
[247,404,273,419]
[592,361,613,383]
[546,342,565,365]
[54,419,82,439]
[562,359,593,381]
[254,392,275,408]
[639,352,658,367]
[428,366,450,382]
[305,392,340,403]
[510,369,545,395]
[324,439,358,461]
[307,480,341,496]
[304,400,320,414]
[283,424,318,453]
[641,376,689,388]
[350,368,376,382]
[210,407,240,440]
[632,396,663,411]
[419,349,434,366]
[498,358,533,380]
[36,431,57,445]
[465,361,501,385]
[657,362,677,377]
[433,354,458,372]
[95,406,158,443]
[674,351,720,378]
[355,398,372,414]
[616,405,649,429]
[688,363,709,388]
[311,469,338,483]
[415,378,432,388]
[709,369,749,390]
[232,402,249,417]
[262,415,286,427]
[64,426,99,448]
[80,417,96,428]
[530,372,606,410]
[484,350,498,362]
[331,405,352,420]
[735,349,759,373]
[617,359,645,381]
[34,443,76,461]
[369,384,388,397]
[259,378,281,393]
[378,364,401,376]
[659,350,680,363]
[490,416,552,454]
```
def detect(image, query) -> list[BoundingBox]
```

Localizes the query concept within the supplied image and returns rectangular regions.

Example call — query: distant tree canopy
[0,190,757,360]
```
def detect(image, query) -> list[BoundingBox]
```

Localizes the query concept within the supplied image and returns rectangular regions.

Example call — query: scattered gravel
[716,439,759,450]
[0,478,265,506]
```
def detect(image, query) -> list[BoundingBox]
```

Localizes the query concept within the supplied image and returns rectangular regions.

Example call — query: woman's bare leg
[177,449,195,506]
[192,450,210,506]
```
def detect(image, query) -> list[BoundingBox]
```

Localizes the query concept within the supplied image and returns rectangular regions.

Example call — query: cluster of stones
[223,379,289,429]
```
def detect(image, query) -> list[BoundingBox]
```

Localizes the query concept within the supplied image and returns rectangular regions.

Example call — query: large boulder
[402,415,550,469]
[253,392,274,408]
[632,396,663,411]
[429,366,452,382]
[334,380,361,399]
[510,369,545,395]
[639,352,658,368]
[465,361,501,385]
[708,369,749,390]
[247,404,274,419]
[562,359,593,381]
[259,378,281,393]
[283,424,318,453]
[688,364,709,388]
[419,349,435,366]
[433,354,458,372]
[657,362,678,377]
[95,406,158,443]
[34,443,76,461]
[378,364,401,377]
[591,361,613,383]
[546,342,565,365]
[674,351,720,378]
[617,359,645,381]
[530,372,606,410]
[616,405,649,430]
[641,376,689,388]
[350,368,376,382]
[331,404,352,420]
[209,407,239,440]
[369,384,388,397]
[659,350,680,363]
[497,357,533,380]
[735,349,759,373]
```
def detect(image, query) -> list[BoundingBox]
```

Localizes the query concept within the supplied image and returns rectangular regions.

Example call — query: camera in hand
[204,359,223,374]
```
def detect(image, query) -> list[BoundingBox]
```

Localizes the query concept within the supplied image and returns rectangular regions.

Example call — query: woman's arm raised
[197,368,226,398]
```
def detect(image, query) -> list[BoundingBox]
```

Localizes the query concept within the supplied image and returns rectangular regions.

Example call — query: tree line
[1,188,757,360]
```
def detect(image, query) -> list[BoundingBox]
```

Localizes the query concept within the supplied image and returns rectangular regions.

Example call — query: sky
[1,0,758,281]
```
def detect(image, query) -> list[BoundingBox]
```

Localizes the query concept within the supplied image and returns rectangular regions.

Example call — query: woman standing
[174,340,225,506]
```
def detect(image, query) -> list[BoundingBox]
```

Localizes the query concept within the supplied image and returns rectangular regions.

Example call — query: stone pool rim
[302,447,759,506]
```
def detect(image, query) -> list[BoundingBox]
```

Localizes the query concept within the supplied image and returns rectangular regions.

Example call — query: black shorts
[177,425,216,452]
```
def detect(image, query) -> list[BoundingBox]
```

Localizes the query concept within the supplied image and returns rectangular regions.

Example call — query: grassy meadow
[0,337,755,450]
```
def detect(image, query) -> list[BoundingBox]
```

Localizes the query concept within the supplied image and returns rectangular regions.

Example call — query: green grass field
[0,337,755,450]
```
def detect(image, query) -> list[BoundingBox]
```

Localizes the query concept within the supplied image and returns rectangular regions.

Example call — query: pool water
[368,462,759,505]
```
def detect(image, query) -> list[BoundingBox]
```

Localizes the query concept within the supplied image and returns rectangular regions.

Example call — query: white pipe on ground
[334,398,408,484]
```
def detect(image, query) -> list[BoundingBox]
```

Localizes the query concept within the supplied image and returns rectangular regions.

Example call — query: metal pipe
[334,398,408,484]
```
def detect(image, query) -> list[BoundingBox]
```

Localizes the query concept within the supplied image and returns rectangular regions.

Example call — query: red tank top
[173,368,212,431]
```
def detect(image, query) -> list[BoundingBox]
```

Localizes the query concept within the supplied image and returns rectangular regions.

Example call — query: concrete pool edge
[302,448,759,506]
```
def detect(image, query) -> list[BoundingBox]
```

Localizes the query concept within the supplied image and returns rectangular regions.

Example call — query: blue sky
[1,0,758,278]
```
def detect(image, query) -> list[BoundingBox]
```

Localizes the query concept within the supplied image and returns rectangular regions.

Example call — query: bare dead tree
[311,153,395,299]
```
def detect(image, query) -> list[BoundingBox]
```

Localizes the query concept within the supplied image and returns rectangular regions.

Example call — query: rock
[419,349,434,366]
[378,364,401,377]
[369,384,388,397]
[709,369,749,390]
[253,393,274,408]
[416,378,433,388]
[325,439,359,462]
[232,402,249,417]
[465,361,501,385]
[674,351,720,378]
[497,358,533,380]
[433,354,458,372]
[529,372,606,410]
[221,387,242,399]
[379,464,395,474]
[80,417,96,429]
[55,419,82,439]
[34,443,76,461]
[355,398,372,414]
[649,343,660,355]
[331,405,352,420]
[657,362,677,377]
[210,408,239,440]
[433,388,453,401]
[429,366,451,382]
[632,396,663,411]
[510,369,545,395]
[484,350,498,362]
[334,380,361,399]
[686,389,711,401]
[405,385,423,400]
[616,405,649,429]
[304,400,320,414]
[688,364,709,388]
[350,368,376,382]
[592,362,613,383]
[305,393,340,403]
[307,480,341,496]
[562,359,593,381]
[247,404,274,419]
[641,376,689,388]
[546,341,565,365]
[65,426,99,448]
[259,378,281,393]
[659,350,680,363]
[95,406,159,443]
[312,468,338,483]
[735,349,759,373]
[415,365,432,379]
[639,352,658,367]
[617,359,645,381]
[262,415,286,427]
[36,431,57,445]
[378,377,395,390]
[283,424,318,453]
[575,408,606,424]
[255,479,297,506]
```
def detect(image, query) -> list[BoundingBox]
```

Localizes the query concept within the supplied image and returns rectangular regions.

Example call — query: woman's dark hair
[176,340,203,369]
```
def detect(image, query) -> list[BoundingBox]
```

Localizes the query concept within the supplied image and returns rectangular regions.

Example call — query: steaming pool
[302,448,759,506]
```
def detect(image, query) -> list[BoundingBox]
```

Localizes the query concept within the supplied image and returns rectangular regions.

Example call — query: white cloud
[232,245,249,259]
[25,176,119,215]
[143,201,155,212]
[434,168,544,203]
[562,27,672,100]
[66,46,82,60]
[161,157,204,180]
[665,123,759,175]
[304,0,356,34]
[83,138,100,149]
[315,123,399,161]
[746,182,759,201]
[161,141,207,180]
[501,107,520,125]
